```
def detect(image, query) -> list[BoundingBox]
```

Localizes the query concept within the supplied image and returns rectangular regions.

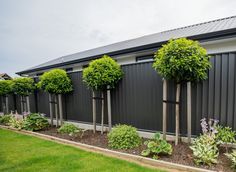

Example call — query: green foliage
[37,69,73,94]
[0,80,13,96]
[23,113,49,131]
[58,123,81,136]
[141,133,172,159]
[225,150,236,169]
[82,55,123,91]
[216,125,236,143]
[9,116,24,130]
[0,114,12,124]
[153,38,211,83]
[108,124,141,149]
[12,77,35,96]
[190,134,219,165]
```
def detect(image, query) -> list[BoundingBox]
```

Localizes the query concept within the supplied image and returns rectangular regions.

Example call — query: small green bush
[108,124,141,149]
[0,114,12,124]
[23,113,49,131]
[190,134,219,165]
[37,69,73,94]
[12,77,35,96]
[9,116,24,130]
[58,123,81,136]
[225,150,236,169]
[216,125,236,143]
[141,132,172,159]
[153,38,211,83]
[82,55,123,91]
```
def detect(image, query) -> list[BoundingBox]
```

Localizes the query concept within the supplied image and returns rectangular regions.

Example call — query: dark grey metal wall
[2,52,236,136]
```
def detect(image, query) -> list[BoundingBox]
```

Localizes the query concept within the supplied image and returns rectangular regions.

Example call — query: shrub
[9,116,24,130]
[153,38,211,83]
[23,113,49,131]
[216,125,236,144]
[0,80,13,96]
[58,123,81,136]
[0,114,12,125]
[82,55,123,91]
[37,69,72,94]
[225,150,236,169]
[107,124,141,149]
[141,132,172,159]
[190,134,219,165]
[12,77,35,96]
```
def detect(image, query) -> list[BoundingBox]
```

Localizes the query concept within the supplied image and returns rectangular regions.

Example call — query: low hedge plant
[58,123,81,137]
[107,124,141,149]
[23,113,49,131]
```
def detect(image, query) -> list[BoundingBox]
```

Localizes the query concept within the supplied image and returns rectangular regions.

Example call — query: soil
[37,127,233,172]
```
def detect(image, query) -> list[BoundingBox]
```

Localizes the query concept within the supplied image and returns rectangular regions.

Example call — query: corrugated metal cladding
[2,52,236,136]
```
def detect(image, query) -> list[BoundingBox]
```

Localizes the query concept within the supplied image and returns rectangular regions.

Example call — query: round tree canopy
[12,77,35,96]
[0,80,13,96]
[37,69,73,94]
[153,38,211,83]
[82,55,123,91]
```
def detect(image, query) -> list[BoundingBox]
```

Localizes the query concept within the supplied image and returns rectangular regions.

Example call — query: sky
[0,0,236,77]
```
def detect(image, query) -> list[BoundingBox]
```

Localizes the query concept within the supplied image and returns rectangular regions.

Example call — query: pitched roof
[18,15,236,75]
[0,73,12,80]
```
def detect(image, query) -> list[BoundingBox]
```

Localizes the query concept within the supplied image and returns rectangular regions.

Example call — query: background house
[0,73,12,80]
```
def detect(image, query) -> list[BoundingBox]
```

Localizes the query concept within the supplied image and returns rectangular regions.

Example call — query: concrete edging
[0,125,215,172]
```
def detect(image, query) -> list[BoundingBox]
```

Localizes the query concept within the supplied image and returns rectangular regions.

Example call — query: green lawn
[0,129,164,172]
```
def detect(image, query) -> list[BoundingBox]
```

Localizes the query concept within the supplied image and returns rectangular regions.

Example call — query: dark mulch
[37,127,233,172]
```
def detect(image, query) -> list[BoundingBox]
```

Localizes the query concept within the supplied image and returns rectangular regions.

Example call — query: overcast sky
[1,0,236,76]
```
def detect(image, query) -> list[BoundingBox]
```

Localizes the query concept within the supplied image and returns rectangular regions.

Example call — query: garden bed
[37,127,232,172]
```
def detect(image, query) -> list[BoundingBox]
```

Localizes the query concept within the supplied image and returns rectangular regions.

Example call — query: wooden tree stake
[101,91,104,134]
[55,95,59,127]
[162,79,167,140]
[26,96,30,113]
[20,96,24,114]
[107,86,112,131]
[187,82,192,143]
[58,94,63,126]
[92,91,96,133]
[49,93,53,126]
[175,84,180,145]
[5,95,9,114]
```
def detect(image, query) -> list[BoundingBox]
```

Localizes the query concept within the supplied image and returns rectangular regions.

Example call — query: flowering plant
[200,118,218,136]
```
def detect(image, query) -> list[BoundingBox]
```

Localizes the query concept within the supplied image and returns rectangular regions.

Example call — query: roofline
[16,28,236,75]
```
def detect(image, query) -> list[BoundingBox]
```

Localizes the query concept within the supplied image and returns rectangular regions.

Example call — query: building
[13,16,236,137]
[0,73,12,80]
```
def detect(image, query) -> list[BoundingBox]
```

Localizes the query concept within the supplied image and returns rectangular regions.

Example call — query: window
[136,55,154,62]
[65,68,73,72]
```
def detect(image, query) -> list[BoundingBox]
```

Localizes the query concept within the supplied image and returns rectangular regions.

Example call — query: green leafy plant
[23,113,49,131]
[9,116,24,130]
[12,77,35,96]
[225,150,236,169]
[58,123,81,136]
[141,132,172,159]
[82,55,123,91]
[190,134,219,166]
[108,124,141,149]
[0,114,12,125]
[153,38,211,83]
[0,80,13,96]
[37,69,73,94]
[216,125,236,143]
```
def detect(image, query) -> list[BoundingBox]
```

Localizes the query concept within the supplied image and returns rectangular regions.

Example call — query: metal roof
[17,15,236,75]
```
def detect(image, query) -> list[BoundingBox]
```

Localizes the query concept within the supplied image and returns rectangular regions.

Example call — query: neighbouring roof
[17,15,236,75]
[0,73,12,80]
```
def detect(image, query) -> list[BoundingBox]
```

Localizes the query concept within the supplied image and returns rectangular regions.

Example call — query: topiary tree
[0,80,13,114]
[83,55,123,133]
[153,38,211,144]
[37,69,73,126]
[12,77,35,114]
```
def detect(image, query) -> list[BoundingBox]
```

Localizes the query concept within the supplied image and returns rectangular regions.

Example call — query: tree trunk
[187,82,192,143]
[58,94,63,126]
[26,96,30,113]
[162,79,167,140]
[107,85,112,131]
[101,91,104,134]
[92,91,96,133]
[55,95,59,127]
[49,93,53,126]
[5,95,9,114]
[175,84,180,145]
